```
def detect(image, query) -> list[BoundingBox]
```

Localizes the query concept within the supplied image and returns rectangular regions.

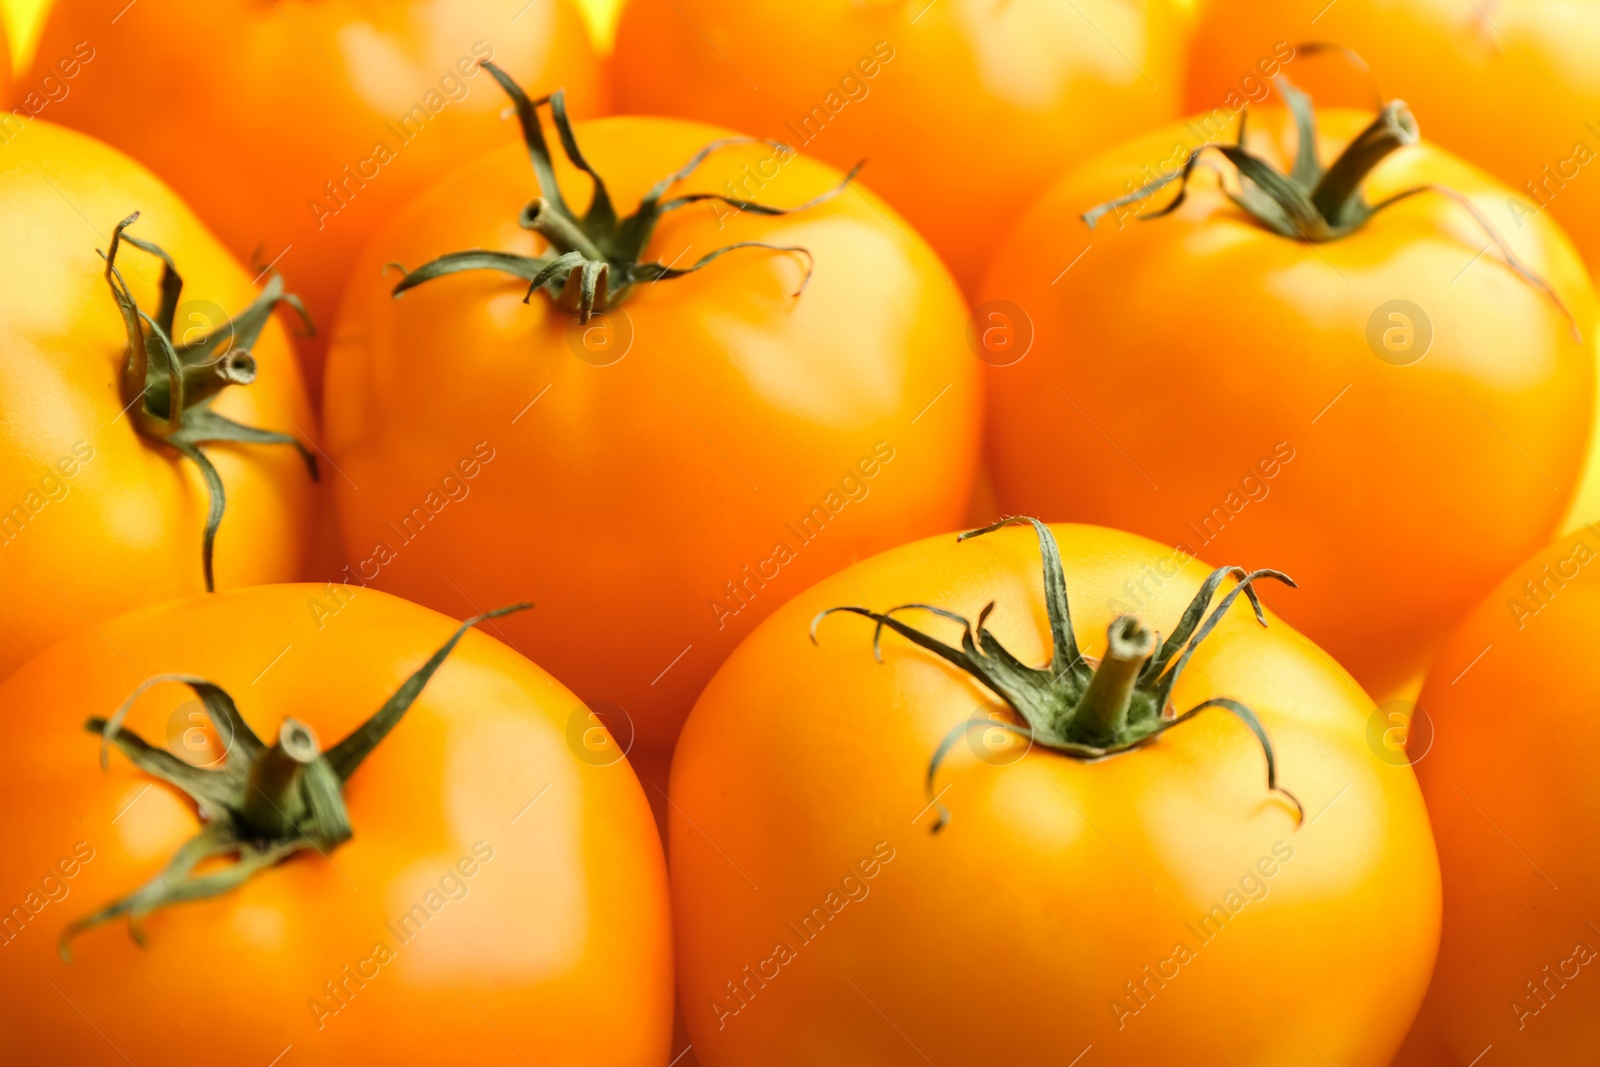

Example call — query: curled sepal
[389,63,860,324]
[58,825,298,961]
[101,213,320,592]
[1158,698,1304,824]
[923,716,1040,834]
[59,604,533,958]
[958,516,1089,686]
[1077,77,1575,334]
[813,517,1301,832]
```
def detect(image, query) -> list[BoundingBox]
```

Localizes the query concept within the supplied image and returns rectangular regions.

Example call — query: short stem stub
[241,718,320,837]
[1068,616,1156,746]
[523,197,605,261]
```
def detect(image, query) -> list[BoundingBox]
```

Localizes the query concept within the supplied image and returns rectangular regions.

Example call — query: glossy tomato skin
[611,0,1190,293]
[26,0,603,400]
[323,116,979,749]
[0,584,672,1067]
[979,106,1596,702]
[0,121,316,680]
[1412,532,1600,1064]
[1185,4,1600,539]
[671,523,1440,1066]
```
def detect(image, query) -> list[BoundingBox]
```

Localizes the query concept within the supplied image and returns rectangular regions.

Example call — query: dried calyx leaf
[812,518,1303,833]
[103,213,319,591]
[1082,75,1577,338]
[58,604,531,959]
[389,62,862,322]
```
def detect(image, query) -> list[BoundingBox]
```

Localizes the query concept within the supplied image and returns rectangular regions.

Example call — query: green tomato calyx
[812,518,1303,833]
[57,603,531,960]
[1082,69,1576,337]
[103,213,319,593]
[388,62,861,323]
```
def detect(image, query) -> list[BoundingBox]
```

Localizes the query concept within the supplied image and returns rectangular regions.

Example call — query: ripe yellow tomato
[25,0,603,401]
[324,86,979,749]
[611,0,1191,292]
[0,583,672,1066]
[979,101,1595,700]
[672,520,1440,1066]
[0,120,316,680]
[1412,531,1600,1064]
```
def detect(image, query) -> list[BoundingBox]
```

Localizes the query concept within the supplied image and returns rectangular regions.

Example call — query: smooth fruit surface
[672,522,1440,1066]
[324,114,979,748]
[0,583,672,1066]
[611,0,1190,292]
[25,0,603,399]
[980,105,1595,700]
[1412,530,1600,1065]
[0,120,315,680]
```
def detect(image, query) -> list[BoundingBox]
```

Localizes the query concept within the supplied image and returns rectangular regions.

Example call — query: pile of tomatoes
[1,1,1595,1065]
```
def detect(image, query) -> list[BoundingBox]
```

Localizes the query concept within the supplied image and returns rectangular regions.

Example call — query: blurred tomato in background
[611,0,1195,294]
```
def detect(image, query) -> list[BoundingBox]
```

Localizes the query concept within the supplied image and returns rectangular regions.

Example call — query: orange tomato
[0,120,316,680]
[1412,530,1600,1064]
[610,0,1190,293]
[1186,2,1600,282]
[978,98,1596,701]
[0,19,10,108]
[0,583,672,1066]
[26,0,603,401]
[323,78,979,749]
[671,519,1440,1065]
